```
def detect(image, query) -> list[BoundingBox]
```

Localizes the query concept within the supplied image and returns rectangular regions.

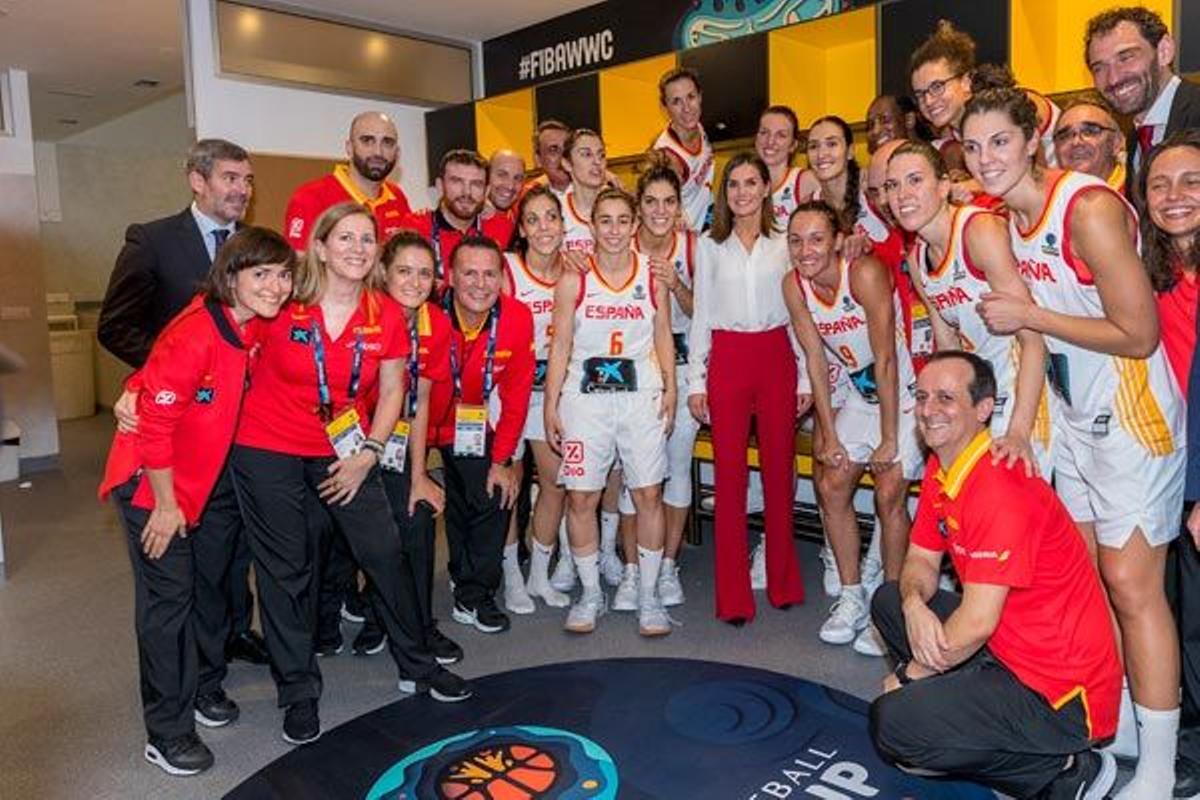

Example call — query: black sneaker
[352,624,387,656]
[451,598,510,634]
[145,732,214,776]
[194,689,240,728]
[315,634,344,657]
[340,599,366,624]
[428,626,463,666]
[1038,750,1116,800]
[282,699,321,745]
[397,667,473,703]
[225,631,270,665]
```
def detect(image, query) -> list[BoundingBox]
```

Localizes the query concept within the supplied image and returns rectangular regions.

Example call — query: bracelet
[361,439,385,456]
[893,660,913,686]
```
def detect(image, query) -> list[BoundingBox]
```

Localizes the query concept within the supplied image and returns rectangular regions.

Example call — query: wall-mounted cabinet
[424,102,476,180]
[475,88,535,166]
[535,73,601,135]
[879,0,1007,99]
[679,33,768,142]
[599,53,678,159]
[770,5,877,127]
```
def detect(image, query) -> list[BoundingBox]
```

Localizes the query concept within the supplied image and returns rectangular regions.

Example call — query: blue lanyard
[446,299,500,402]
[405,308,420,417]
[430,211,480,278]
[311,320,364,421]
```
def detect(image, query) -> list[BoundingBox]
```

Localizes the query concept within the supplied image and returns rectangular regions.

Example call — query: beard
[352,154,396,182]
[447,193,485,221]
[1106,69,1159,115]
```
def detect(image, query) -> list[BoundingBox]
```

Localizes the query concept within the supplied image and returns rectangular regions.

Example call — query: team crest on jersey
[1041,232,1060,257]
[953,262,966,280]
[290,326,312,344]
[841,295,855,312]
[632,283,646,301]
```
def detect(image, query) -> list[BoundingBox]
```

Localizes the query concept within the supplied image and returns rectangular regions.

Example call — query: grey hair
[186,138,250,178]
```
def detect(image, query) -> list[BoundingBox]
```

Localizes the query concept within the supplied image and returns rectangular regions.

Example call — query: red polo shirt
[911,432,1121,740]
[428,293,535,464]
[399,208,515,285]
[365,301,453,438]
[236,290,410,457]
[283,164,412,251]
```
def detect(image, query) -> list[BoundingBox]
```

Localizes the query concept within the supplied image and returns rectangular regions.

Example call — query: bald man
[1052,101,1127,193]
[283,111,413,251]
[484,150,526,222]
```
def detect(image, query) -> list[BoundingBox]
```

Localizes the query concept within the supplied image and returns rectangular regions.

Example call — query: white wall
[0,68,34,176]
[185,0,432,197]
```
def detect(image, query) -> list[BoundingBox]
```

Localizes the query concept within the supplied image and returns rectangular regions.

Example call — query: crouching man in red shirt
[869,351,1122,800]
[430,236,535,635]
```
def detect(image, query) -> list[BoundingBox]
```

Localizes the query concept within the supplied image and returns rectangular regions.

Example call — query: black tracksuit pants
[439,447,510,610]
[381,467,438,637]
[114,468,240,742]
[868,582,1093,799]
[230,445,437,707]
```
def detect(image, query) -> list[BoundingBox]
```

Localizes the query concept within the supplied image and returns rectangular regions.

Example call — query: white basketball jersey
[797,258,917,409]
[914,206,1022,427]
[854,188,892,244]
[769,166,808,230]
[655,126,714,231]
[555,185,595,255]
[566,252,662,393]
[1009,170,1181,454]
[504,252,556,361]
[633,231,694,336]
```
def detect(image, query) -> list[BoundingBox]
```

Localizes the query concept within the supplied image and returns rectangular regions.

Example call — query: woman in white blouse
[688,152,810,624]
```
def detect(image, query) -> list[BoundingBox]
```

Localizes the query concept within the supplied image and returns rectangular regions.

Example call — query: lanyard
[405,308,420,417]
[311,320,364,421]
[430,211,481,277]
[446,299,500,402]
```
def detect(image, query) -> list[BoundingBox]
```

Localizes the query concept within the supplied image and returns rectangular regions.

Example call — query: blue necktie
[212,228,230,259]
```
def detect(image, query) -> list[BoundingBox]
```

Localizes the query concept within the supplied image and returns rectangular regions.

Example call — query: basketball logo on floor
[366,725,617,800]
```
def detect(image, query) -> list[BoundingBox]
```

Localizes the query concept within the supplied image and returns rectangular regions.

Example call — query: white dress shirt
[687,229,809,395]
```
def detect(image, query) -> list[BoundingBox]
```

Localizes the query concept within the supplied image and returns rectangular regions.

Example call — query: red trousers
[708,327,805,621]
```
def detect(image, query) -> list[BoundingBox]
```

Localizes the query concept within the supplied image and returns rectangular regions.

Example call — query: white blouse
[687,229,809,395]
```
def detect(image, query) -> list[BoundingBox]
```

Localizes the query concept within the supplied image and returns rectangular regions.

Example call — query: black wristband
[893,660,913,686]
[362,439,385,455]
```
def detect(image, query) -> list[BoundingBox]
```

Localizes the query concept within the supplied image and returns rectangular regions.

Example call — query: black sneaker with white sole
[352,625,386,656]
[397,668,473,703]
[145,732,214,776]
[315,634,344,657]
[194,689,239,728]
[428,625,463,665]
[282,699,321,745]
[451,598,510,633]
[1037,750,1116,800]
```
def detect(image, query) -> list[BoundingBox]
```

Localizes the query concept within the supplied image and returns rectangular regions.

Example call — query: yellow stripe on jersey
[1114,356,1175,456]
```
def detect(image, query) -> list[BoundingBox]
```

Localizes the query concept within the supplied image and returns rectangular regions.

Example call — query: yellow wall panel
[769,5,877,126]
[825,38,877,122]
[1011,0,1173,94]
[600,53,678,159]
[476,88,535,166]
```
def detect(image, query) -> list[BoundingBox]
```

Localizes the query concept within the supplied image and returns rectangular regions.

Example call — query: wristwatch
[893,660,913,686]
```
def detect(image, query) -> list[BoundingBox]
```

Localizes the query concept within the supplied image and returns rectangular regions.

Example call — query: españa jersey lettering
[504,252,556,361]
[654,126,715,231]
[566,252,662,393]
[798,258,916,408]
[1009,170,1182,454]
[554,185,596,255]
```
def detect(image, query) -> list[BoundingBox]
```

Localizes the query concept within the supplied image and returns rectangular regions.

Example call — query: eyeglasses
[1052,122,1119,144]
[912,73,964,104]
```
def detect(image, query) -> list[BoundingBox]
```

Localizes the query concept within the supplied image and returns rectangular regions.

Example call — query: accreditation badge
[453,404,488,458]
[909,302,935,358]
[381,420,411,474]
[325,407,366,460]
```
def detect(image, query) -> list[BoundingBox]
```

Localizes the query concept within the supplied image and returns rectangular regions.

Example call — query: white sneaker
[699,494,715,512]
[638,597,672,637]
[657,561,684,607]
[819,588,868,645]
[526,577,570,608]
[749,541,767,591]
[860,555,883,601]
[599,552,625,587]
[564,589,606,633]
[504,570,535,615]
[549,552,577,593]
[612,565,639,612]
[852,624,886,657]
[820,545,841,597]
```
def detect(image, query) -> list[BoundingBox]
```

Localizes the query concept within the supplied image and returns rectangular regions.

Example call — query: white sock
[502,541,521,576]
[574,551,600,593]
[662,556,677,575]
[1115,704,1178,799]
[637,547,663,605]
[529,539,554,585]
[841,583,864,604]
[600,512,619,555]
[1103,680,1139,759]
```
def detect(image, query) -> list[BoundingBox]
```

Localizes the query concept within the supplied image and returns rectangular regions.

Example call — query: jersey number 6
[609,330,624,356]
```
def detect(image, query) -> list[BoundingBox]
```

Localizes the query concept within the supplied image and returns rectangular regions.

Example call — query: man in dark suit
[1087,8,1200,794]
[99,138,269,668]
[1085,6,1200,196]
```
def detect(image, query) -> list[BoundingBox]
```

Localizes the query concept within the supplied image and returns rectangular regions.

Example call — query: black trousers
[868,582,1092,799]
[439,447,510,609]
[230,445,437,707]
[226,520,256,640]
[114,469,241,741]
[381,468,438,636]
